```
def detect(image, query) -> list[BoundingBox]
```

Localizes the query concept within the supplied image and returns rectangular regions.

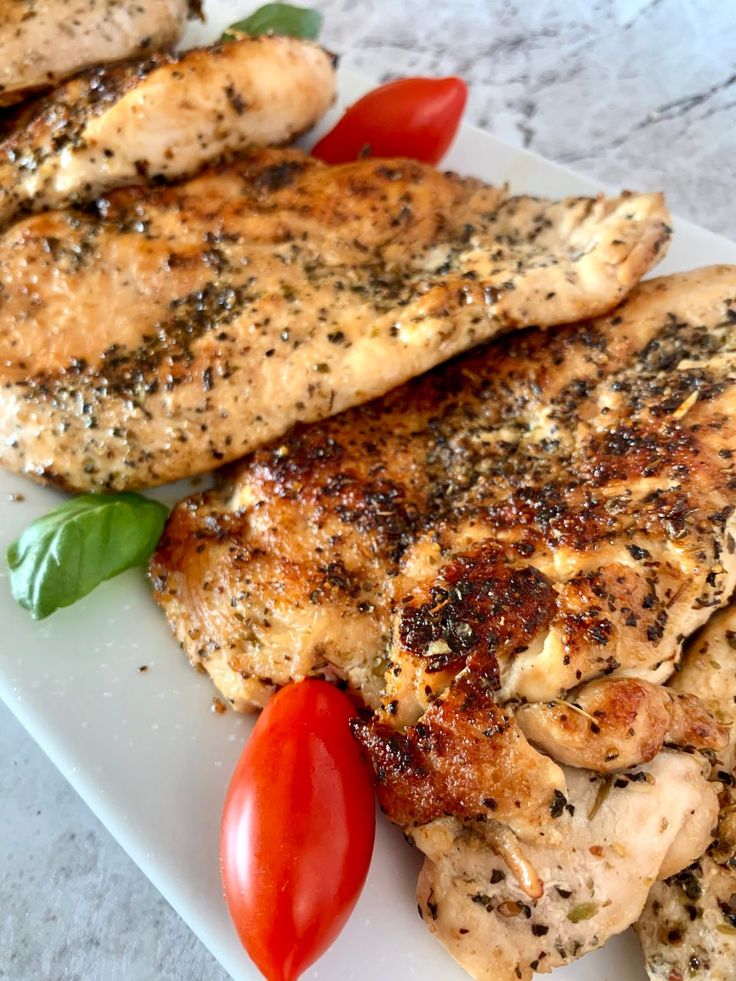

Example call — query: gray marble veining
[320,0,736,238]
[1,1,734,980]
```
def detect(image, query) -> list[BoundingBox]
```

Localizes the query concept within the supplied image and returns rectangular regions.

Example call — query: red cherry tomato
[220,680,376,981]
[311,76,468,166]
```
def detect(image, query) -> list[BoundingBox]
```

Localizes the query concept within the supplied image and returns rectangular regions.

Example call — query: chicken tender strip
[0,150,669,491]
[0,0,196,106]
[0,36,337,227]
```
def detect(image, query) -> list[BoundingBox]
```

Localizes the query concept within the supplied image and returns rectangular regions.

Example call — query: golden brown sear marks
[352,675,566,840]
[0,148,669,491]
[397,543,557,681]
[516,676,728,773]
[385,542,559,727]
[0,36,337,227]
[152,267,736,726]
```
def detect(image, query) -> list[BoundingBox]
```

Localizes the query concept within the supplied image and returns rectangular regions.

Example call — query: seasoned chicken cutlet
[0,150,669,491]
[0,0,197,106]
[636,605,736,981]
[0,36,337,226]
[152,266,736,713]
[152,266,736,979]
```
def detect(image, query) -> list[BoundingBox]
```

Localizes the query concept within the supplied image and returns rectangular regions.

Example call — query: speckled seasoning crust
[636,605,736,981]
[0,148,669,491]
[0,0,197,106]
[152,266,736,710]
[152,266,736,978]
[0,35,337,227]
[412,750,718,981]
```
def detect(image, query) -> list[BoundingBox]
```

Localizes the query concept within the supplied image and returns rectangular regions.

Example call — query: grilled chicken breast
[0,0,196,106]
[152,266,736,713]
[0,36,337,227]
[414,751,718,981]
[636,605,736,980]
[151,266,736,976]
[0,150,669,492]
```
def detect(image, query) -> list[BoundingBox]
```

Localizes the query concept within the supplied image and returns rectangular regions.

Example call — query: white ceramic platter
[2,4,736,980]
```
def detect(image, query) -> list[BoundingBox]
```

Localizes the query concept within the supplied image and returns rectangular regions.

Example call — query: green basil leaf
[6,492,168,620]
[222,3,322,42]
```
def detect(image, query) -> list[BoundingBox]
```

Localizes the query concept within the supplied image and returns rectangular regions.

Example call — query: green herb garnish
[222,3,322,42]
[567,902,598,923]
[6,493,168,619]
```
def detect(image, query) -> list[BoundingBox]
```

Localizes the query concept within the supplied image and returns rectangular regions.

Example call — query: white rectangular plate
[2,5,736,980]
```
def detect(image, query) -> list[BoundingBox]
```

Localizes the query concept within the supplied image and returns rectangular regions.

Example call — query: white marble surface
[1,1,735,980]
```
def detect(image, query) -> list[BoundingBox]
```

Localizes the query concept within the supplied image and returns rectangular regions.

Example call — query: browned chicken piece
[414,751,718,981]
[151,267,736,981]
[354,639,723,844]
[636,605,736,981]
[152,268,736,981]
[149,267,736,976]
[0,36,337,227]
[152,266,736,720]
[354,675,567,843]
[0,0,197,106]
[516,676,729,772]
[0,150,670,492]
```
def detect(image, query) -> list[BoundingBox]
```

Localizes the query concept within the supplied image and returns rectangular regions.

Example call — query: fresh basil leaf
[222,3,322,42]
[6,493,168,620]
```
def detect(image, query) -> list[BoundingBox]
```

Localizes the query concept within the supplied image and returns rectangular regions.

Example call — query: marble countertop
[1,1,734,979]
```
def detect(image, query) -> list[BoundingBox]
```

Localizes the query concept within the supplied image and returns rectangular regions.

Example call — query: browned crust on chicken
[0,36,337,227]
[516,676,728,772]
[352,675,566,840]
[147,260,736,979]
[152,267,736,721]
[0,149,669,491]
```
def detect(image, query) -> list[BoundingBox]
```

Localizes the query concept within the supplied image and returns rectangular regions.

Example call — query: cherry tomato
[220,680,376,981]
[311,76,468,166]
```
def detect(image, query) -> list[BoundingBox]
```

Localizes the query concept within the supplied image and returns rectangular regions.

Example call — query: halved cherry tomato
[311,76,468,166]
[220,680,376,981]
